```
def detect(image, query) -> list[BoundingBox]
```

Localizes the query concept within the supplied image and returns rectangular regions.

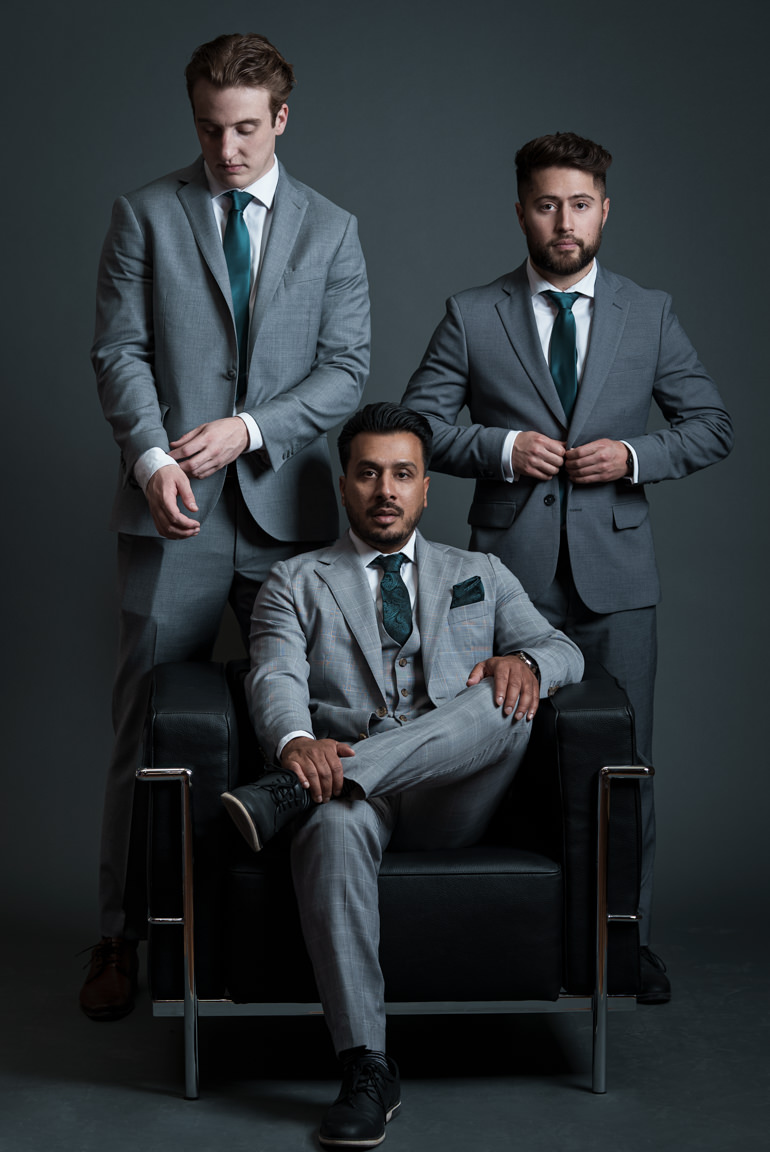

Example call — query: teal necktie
[223,190,253,385]
[372,553,413,648]
[544,290,581,421]
[544,290,581,520]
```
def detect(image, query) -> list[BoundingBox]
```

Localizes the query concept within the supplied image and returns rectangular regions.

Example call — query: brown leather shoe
[79,937,139,1021]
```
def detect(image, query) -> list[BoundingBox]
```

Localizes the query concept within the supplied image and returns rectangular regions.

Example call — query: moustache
[369,504,403,517]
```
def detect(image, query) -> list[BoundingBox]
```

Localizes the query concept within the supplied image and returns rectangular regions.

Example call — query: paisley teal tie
[223,190,253,386]
[544,290,581,420]
[372,553,412,647]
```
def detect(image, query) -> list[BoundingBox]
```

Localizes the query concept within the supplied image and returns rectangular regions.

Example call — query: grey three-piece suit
[246,531,584,1052]
[93,158,370,936]
[402,261,733,937]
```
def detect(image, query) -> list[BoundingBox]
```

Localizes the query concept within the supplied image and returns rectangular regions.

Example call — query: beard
[346,502,424,552]
[526,228,603,279]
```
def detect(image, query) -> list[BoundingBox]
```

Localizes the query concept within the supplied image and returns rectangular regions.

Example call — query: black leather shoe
[221,770,313,851]
[79,937,138,1021]
[638,946,671,1004]
[319,1052,401,1148]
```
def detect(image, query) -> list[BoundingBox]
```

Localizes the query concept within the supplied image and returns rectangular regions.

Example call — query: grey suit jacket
[93,159,370,541]
[245,531,584,765]
[402,262,733,613]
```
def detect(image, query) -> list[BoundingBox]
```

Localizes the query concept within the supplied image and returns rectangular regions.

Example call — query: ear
[601,197,610,229]
[274,103,289,136]
[423,475,430,507]
[339,474,346,505]
[515,201,526,234]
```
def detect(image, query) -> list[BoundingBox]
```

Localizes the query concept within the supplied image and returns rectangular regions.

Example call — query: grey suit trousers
[532,537,657,945]
[100,475,311,938]
[290,676,533,1054]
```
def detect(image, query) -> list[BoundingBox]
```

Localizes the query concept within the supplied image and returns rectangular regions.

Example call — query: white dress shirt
[277,531,419,758]
[134,159,280,492]
[502,259,638,483]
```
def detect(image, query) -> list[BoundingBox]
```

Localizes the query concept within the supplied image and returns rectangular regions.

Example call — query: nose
[375,472,396,500]
[556,206,574,233]
[219,129,238,160]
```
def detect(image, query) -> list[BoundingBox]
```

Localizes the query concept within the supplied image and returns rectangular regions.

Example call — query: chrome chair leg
[593,764,653,1094]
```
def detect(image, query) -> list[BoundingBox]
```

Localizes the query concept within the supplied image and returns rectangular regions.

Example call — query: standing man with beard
[402,133,733,1002]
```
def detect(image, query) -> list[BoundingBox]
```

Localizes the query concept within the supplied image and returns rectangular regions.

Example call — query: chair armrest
[517,670,642,994]
[142,660,242,998]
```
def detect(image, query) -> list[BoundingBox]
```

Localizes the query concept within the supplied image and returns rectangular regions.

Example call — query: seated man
[222,402,583,1148]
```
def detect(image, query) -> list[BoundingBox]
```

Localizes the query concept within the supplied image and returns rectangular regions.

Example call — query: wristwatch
[511,651,541,683]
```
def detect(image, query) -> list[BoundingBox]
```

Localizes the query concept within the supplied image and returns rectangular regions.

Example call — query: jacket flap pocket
[612,501,650,530]
[468,500,517,529]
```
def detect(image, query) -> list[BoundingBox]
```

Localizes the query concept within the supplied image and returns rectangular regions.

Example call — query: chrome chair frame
[138,760,652,1100]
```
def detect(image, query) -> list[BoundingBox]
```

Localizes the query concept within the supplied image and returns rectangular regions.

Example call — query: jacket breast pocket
[447,602,491,625]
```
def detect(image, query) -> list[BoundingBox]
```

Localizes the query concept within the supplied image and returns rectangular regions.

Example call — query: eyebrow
[195,117,261,128]
[534,192,597,203]
[357,459,419,470]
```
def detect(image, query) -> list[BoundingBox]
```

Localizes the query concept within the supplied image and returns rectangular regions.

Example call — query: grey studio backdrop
[2,0,766,954]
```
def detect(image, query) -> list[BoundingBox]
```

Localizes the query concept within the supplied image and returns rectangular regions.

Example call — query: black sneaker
[319,1052,401,1148]
[221,770,313,851]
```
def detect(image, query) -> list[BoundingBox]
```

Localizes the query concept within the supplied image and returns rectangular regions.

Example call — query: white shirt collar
[348,529,417,567]
[203,156,280,208]
[526,257,598,299]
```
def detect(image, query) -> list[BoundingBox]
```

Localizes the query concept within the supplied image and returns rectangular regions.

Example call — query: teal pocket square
[450,576,485,608]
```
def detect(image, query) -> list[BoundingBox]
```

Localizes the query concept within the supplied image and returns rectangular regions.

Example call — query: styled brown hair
[515,132,612,200]
[185,33,296,122]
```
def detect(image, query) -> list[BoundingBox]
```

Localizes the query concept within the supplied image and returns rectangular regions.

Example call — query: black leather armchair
[139,659,649,1099]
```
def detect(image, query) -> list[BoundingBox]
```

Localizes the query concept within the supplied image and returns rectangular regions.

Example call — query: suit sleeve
[92,195,170,485]
[489,555,584,694]
[402,296,510,479]
[624,296,733,483]
[251,214,370,472]
[245,562,317,765]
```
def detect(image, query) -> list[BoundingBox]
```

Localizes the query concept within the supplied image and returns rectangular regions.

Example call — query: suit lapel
[249,164,308,350]
[414,534,458,687]
[314,539,385,695]
[176,161,233,312]
[569,266,629,444]
[496,265,568,429]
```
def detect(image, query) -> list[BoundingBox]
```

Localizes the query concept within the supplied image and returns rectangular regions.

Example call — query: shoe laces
[77,938,133,975]
[641,946,667,973]
[265,775,308,813]
[339,1058,391,1109]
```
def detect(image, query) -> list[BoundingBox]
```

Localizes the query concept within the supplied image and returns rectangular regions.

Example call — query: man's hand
[169,417,249,479]
[511,431,566,479]
[466,655,540,721]
[565,439,630,484]
[146,464,200,539]
[280,737,356,804]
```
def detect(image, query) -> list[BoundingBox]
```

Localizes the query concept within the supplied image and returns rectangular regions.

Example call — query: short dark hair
[337,403,433,472]
[185,33,295,123]
[515,132,612,200]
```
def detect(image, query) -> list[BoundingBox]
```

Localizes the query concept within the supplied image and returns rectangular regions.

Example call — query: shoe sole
[221,792,263,852]
[80,1000,136,1022]
[319,1100,401,1147]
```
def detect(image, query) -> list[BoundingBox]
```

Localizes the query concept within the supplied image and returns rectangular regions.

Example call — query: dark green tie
[223,190,253,386]
[544,290,581,521]
[544,290,581,421]
[372,553,413,648]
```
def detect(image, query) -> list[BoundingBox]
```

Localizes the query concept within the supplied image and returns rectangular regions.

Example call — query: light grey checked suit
[93,159,369,937]
[246,531,583,1053]
[402,260,733,940]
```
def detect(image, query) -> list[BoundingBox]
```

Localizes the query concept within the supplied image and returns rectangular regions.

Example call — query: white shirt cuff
[276,730,315,760]
[238,412,264,453]
[134,448,179,493]
[502,430,522,482]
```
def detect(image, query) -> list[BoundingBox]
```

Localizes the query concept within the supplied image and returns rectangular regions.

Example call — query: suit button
[544,494,556,506]
[358,732,368,741]
[399,715,409,722]
[376,706,387,718]
[401,688,409,697]
[399,658,408,667]
[226,368,237,380]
